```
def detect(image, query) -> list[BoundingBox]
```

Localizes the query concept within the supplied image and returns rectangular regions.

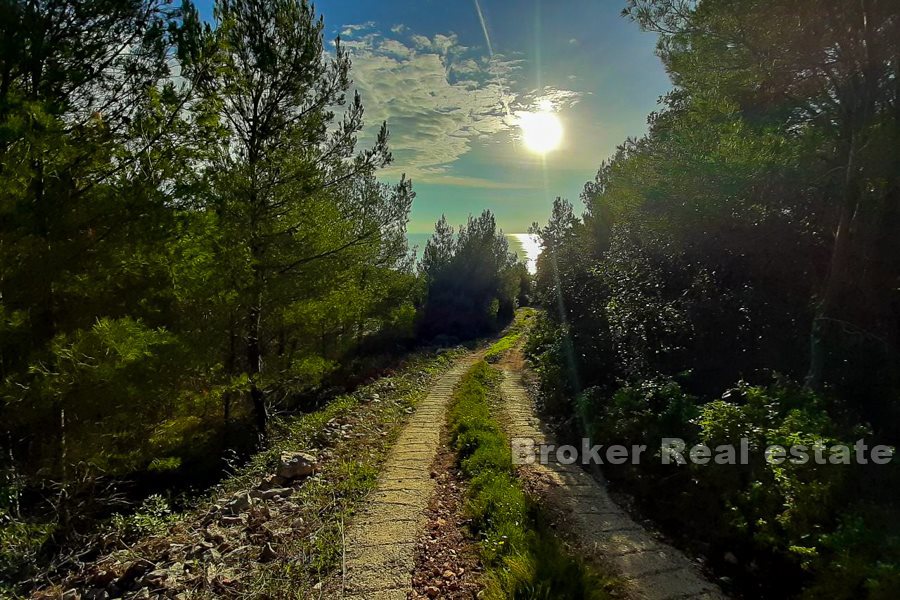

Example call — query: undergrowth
[20,348,465,599]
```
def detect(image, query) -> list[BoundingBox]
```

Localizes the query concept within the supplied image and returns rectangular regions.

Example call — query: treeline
[419,212,530,341]
[528,1,899,599]
[0,0,523,587]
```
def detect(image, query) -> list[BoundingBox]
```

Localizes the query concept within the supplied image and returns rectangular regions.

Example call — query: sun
[518,109,563,155]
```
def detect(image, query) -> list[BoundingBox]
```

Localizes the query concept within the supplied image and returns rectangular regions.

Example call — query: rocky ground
[29,350,464,600]
[38,452,315,600]
[410,437,483,600]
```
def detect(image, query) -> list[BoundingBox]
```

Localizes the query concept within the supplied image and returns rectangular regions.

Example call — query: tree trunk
[223,322,236,442]
[246,290,267,437]
[55,401,69,530]
[807,132,860,390]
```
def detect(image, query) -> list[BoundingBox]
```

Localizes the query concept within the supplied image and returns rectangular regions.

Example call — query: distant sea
[407,232,541,274]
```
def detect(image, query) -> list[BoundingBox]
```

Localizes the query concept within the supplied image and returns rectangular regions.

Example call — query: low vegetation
[484,308,537,363]
[447,361,615,600]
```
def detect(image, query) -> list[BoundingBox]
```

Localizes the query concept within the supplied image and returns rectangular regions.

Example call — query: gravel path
[499,366,727,600]
[334,354,477,600]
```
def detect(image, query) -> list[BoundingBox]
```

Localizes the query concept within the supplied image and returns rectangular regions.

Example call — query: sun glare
[519,109,563,155]
[511,233,542,274]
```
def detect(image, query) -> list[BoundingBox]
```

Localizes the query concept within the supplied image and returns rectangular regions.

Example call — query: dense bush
[547,358,900,597]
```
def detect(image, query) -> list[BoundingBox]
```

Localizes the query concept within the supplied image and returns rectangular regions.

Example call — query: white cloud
[340,25,581,184]
[340,22,375,37]
[379,39,413,59]
[521,88,583,110]
[431,33,464,56]
[451,58,481,77]
[410,34,432,50]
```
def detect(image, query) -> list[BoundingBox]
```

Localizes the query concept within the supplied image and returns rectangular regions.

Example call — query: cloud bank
[339,24,580,186]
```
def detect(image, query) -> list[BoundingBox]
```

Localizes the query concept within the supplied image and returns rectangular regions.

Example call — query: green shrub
[695,382,853,552]
[110,494,179,538]
[0,515,53,589]
[690,381,900,596]
[560,372,900,597]
[577,378,699,449]
[523,316,576,411]
[802,509,900,600]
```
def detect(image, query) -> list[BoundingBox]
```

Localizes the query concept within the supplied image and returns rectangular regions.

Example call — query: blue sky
[195,1,672,233]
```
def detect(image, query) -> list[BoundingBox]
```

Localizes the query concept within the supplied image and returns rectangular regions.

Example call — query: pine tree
[203,0,412,434]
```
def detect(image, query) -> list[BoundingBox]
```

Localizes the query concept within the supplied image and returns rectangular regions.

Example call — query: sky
[195,1,672,234]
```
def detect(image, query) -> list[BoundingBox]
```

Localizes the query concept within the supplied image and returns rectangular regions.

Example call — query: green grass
[448,361,616,600]
[484,307,537,363]
[484,332,522,363]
